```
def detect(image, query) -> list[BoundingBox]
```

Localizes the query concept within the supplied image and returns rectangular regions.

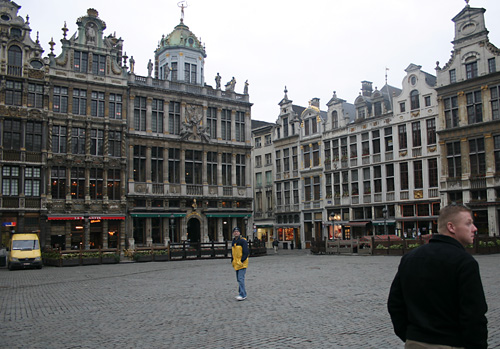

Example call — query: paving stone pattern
[1,250,499,348]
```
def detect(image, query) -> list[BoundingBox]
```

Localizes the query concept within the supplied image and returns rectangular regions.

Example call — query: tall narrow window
[236,154,246,186]
[221,153,232,186]
[386,164,394,192]
[466,90,483,124]
[283,117,289,138]
[54,86,68,113]
[169,101,180,135]
[171,62,178,80]
[185,150,202,184]
[26,121,42,151]
[51,167,66,199]
[350,135,357,158]
[72,88,87,115]
[152,99,164,133]
[444,96,459,128]
[313,176,321,200]
[312,143,320,166]
[7,45,22,76]
[2,166,19,196]
[449,69,456,84]
[28,83,43,108]
[71,128,86,155]
[109,94,122,119]
[24,167,41,197]
[428,158,438,188]
[5,80,22,106]
[332,111,338,129]
[412,121,421,147]
[52,125,67,154]
[491,86,500,120]
[426,119,436,145]
[221,109,232,140]
[385,127,393,152]
[151,147,164,183]
[488,58,496,73]
[90,129,104,156]
[398,125,407,149]
[108,130,121,157]
[107,169,121,200]
[91,91,105,117]
[469,138,485,177]
[494,135,500,173]
[3,119,21,150]
[133,145,146,182]
[92,54,106,76]
[184,63,197,83]
[283,148,290,172]
[292,147,298,171]
[207,152,217,185]
[446,141,462,179]
[410,90,420,110]
[372,130,380,155]
[207,107,217,139]
[235,111,245,142]
[400,162,408,190]
[168,148,180,183]
[275,150,281,173]
[414,160,423,189]
[74,51,88,73]
[374,166,382,193]
[466,61,478,79]
[70,167,85,199]
[350,170,357,196]
[363,168,371,194]
[303,145,311,168]
[89,168,103,200]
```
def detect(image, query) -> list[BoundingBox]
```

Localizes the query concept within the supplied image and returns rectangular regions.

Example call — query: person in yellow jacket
[231,227,249,301]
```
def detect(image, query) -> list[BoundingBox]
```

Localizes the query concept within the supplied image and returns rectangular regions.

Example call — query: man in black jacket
[388,204,488,348]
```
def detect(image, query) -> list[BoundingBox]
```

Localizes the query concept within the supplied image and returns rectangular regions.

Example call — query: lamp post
[169,216,175,243]
[382,207,388,236]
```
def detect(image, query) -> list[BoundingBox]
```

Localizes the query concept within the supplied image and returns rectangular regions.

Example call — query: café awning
[347,221,370,227]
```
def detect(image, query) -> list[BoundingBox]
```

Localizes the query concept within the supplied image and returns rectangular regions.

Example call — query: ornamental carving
[179,104,210,142]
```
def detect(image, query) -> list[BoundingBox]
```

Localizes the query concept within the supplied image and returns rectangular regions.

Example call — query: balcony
[428,188,439,197]
[386,192,395,201]
[7,65,22,77]
[3,149,21,161]
[152,184,164,195]
[470,177,486,189]
[223,186,233,196]
[385,151,393,161]
[400,191,409,200]
[412,147,422,157]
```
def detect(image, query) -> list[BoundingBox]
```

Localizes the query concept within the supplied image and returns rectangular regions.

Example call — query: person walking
[272,238,279,254]
[231,227,249,301]
[388,204,488,348]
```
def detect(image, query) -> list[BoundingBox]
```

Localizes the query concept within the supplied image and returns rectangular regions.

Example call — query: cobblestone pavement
[1,250,499,349]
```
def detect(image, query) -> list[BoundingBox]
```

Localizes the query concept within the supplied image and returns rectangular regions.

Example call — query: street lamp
[382,207,388,236]
[169,216,175,243]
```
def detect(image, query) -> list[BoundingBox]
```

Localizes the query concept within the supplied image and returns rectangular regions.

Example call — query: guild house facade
[0,0,252,250]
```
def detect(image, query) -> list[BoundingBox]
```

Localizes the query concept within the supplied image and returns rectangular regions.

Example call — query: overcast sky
[20,0,500,123]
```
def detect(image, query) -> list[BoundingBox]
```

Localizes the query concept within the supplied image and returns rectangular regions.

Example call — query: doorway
[187,218,201,243]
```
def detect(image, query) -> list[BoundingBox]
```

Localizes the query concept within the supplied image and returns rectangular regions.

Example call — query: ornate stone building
[436,3,500,235]
[0,1,252,250]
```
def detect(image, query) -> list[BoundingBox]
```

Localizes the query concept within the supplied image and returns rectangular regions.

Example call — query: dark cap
[232,227,241,232]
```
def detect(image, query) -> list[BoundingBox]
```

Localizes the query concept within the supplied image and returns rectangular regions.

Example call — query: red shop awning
[347,221,370,227]
[48,216,84,221]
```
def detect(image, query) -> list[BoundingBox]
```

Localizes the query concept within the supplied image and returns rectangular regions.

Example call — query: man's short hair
[438,204,472,234]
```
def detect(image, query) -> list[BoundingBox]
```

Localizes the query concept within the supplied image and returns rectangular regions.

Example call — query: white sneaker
[236,296,247,301]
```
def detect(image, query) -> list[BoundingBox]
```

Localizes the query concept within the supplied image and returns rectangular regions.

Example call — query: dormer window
[332,111,339,129]
[357,107,366,119]
[466,60,478,79]
[283,117,289,137]
[374,102,382,116]
[410,90,420,110]
[10,28,21,37]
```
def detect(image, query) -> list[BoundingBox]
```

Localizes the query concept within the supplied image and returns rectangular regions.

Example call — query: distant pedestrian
[388,204,488,348]
[231,227,249,301]
[272,239,279,254]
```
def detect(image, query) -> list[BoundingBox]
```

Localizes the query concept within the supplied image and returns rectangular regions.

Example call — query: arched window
[332,110,338,129]
[8,45,22,76]
[410,90,420,110]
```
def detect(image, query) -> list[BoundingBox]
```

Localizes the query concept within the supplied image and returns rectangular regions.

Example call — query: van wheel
[37,265,42,269]
[7,262,13,271]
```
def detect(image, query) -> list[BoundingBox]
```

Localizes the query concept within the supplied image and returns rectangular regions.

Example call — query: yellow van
[8,233,42,270]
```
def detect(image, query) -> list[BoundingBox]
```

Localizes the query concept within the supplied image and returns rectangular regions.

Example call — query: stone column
[146,97,153,133]
[129,95,135,131]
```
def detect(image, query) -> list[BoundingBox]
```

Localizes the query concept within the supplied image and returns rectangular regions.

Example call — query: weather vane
[178,1,188,21]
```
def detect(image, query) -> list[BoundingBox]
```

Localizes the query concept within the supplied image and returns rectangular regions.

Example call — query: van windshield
[12,240,39,251]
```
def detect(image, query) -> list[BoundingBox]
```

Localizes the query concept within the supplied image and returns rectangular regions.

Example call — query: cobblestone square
[1,251,499,348]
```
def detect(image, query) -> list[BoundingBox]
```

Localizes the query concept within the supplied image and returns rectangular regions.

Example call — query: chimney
[361,81,373,97]
[310,97,320,108]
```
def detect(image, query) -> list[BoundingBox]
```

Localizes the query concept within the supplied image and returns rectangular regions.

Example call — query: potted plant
[465,243,475,254]
[101,252,120,264]
[388,244,404,256]
[61,253,80,267]
[42,251,61,267]
[81,252,101,265]
[373,244,388,256]
[153,249,169,261]
[133,251,153,262]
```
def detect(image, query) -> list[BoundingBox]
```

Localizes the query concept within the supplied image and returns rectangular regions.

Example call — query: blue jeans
[236,268,247,298]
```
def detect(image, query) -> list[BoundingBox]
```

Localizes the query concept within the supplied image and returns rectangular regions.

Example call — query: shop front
[276,225,301,249]
[47,215,125,250]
